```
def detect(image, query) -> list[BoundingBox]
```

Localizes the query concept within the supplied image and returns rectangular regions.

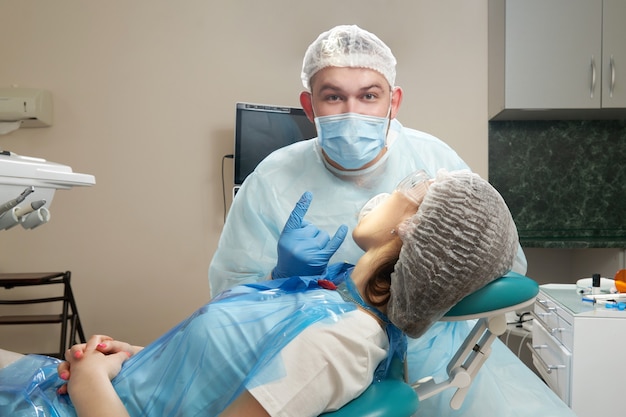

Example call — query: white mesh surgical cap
[301,25,397,90]
[387,169,519,338]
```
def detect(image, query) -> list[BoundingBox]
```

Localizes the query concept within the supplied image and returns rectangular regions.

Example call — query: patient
[0,169,519,417]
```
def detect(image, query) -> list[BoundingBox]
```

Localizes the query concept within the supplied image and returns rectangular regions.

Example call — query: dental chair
[321,271,539,417]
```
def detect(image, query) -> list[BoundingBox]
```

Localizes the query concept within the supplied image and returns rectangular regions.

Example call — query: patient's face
[353,174,431,252]
[352,191,418,251]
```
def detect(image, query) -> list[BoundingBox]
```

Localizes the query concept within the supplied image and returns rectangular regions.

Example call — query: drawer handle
[536,299,556,313]
[552,327,565,335]
[530,311,563,335]
[527,343,565,374]
[530,311,553,334]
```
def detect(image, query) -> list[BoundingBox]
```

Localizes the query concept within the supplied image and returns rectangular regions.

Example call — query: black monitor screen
[234,102,317,185]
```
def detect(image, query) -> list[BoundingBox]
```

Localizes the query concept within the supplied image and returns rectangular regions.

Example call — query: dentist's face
[309,67,392,117]
[299,67,403,171]
[300,66,402,120]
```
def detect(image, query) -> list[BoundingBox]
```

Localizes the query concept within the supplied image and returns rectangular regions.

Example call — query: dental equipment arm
[0,186,34,216]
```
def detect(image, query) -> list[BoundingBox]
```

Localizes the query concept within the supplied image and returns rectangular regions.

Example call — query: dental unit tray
[0,152,95,230]
[321,272,539,417]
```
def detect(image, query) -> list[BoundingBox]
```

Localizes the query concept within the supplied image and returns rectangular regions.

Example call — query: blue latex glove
[273,192,348,279]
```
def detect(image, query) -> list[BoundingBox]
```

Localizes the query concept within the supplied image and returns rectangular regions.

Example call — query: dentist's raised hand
[272,192,348,279]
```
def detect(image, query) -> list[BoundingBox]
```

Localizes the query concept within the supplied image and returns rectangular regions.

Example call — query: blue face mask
[315,112,390,170]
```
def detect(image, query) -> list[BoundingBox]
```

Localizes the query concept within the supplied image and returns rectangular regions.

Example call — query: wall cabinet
[489,0,626,120]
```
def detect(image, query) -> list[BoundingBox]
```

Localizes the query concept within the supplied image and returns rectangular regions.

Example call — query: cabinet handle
[535,299,556,313]
[530,311,563,335]
[610,55,615,98]
[550,327,565,335]
[530,311,552,334]
[527,343,565,374]
[590,56,597,99]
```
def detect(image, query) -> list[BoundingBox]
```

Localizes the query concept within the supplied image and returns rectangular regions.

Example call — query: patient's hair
[363,255,397,308]
[388,169,518,338]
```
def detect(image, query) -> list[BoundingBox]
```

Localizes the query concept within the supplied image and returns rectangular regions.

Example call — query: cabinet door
[602,0,626,107]
[505,0,602,109]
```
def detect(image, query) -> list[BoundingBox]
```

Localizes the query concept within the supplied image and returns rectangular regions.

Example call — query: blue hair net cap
[301,25,397,90]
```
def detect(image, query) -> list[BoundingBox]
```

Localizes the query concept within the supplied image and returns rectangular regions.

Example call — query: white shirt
[248,309,388,417]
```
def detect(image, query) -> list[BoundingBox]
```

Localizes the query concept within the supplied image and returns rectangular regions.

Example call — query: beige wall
[0,0,489,350]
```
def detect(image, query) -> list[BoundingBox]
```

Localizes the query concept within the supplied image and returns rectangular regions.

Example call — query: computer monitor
[234,102,317,187]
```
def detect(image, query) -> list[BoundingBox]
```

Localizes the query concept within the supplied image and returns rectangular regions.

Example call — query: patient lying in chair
[0,170,524,417]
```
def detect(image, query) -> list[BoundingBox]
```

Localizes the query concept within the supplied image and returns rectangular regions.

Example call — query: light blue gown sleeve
[208,169,283,296]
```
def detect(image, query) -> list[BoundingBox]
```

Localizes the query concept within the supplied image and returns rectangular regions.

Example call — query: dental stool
[321,272,539,417]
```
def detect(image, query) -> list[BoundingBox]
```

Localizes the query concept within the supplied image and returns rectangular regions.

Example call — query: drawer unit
[530,284,626,417]
[530,315,571,404]
[533,294,574,351]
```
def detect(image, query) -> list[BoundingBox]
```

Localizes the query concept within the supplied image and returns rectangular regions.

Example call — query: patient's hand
[56,338,133,417]
[85,335,143,357]
[57,335,143,395]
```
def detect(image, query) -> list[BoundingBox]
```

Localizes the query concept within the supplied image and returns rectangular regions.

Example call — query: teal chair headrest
[445,272,539,317]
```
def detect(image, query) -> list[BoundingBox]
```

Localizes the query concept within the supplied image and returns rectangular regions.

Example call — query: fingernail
[74,350,83,359]
[97,343,107,349]
[59,371,69,380]
[125,351,132,358]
